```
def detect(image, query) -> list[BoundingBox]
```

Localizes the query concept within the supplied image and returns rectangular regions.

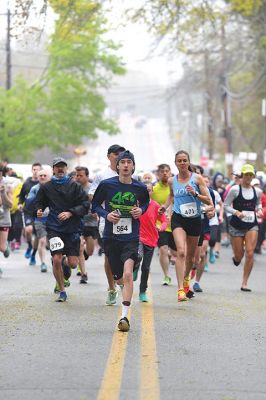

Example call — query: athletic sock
[121,301,130,319]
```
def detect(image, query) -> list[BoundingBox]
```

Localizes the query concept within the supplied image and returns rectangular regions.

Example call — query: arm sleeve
[91,182,109,219]
[139,187,150,215]
[224,186,240,215]
[34,185,48,214]
[68,185,90,217]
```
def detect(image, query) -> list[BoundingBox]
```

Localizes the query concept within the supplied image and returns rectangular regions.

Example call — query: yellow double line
[97,289,160,400]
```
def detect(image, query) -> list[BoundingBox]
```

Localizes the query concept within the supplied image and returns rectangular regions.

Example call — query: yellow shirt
[151,181,172,232]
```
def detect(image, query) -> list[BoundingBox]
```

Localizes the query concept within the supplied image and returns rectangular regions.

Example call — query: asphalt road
[1,245,266,400]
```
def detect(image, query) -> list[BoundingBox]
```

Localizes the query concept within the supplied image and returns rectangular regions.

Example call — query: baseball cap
[107,144,125,154]
[52,157,68,167]
[241,164,255,175]
[116,150,135,164]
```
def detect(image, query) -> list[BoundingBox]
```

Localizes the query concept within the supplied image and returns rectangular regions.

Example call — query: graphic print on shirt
[109,191,137,217]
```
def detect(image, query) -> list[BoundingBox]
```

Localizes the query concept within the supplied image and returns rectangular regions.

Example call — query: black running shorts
[103,239,139,280]
[157,231,177,251]
[171,212,202,237]
[47,231,80,256]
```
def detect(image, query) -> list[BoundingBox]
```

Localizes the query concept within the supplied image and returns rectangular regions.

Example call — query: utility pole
[221,24,233,177]
[6,8,11,89]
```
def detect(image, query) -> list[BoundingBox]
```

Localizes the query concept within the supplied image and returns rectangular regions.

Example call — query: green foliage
[1,0,125,161]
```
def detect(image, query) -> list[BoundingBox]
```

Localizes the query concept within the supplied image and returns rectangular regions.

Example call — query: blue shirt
[172,173,201,218]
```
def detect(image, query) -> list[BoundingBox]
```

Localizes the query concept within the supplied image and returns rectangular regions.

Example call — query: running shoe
[80,273,88,284]
[54,283,60,294]
[133,267,139,282]
[105,289,118,305]
[215,251,220,259]
[64,279,71,287]
[193,282,203,292]
[40,262,48,273]
[186,290,195,299]
[56,291,67,302]
[76,265,81,276]
[3,244,10,258]
[118,317,130,332]
[139,292,148,302]
[83,250,89,260]
[209,249,216,264]
[183,276,190,294]
[162,276,171,286]
[204,264,209,272]
[177,289,188,302]
[24,247,32,259]
[232,257,241,267]
[29,255,36,266]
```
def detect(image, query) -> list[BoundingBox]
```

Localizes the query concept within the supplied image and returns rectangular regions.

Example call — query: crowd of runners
[1,145,266,332]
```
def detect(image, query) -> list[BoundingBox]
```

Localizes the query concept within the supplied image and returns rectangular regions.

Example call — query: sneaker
[183,276,190,294]
[215,251,220,259]
[186,289,195,299]
[133,267,139,282]
[204,264,209,272]
[40,262,48,273]
[76,265,81,276]
[177,289,188,302]
[29,255,36,266]
[139,292,148,302]
[209,249,216,264]
[193,282,203,292]
[221,239,230,247]
[232,257,241,267]
[118,317,130,332]
[56,291,67,302]
[64,279,71,287]
[80,273,88,284]
[54,283,60,294]
[24,246,32,259]
[3,244,10,258]
[162,276,171,286]
[105,289,118,305]
[83,250,89,260]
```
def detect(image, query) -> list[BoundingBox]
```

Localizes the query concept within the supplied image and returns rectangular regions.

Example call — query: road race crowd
[1,145,266,332]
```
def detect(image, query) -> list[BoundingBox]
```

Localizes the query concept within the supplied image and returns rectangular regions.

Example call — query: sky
[0,0,183,86]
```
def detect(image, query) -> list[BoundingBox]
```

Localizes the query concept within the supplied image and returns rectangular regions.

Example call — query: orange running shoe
[177,288,188,302]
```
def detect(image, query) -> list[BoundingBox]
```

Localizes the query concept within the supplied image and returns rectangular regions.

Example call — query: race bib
[113,218,132,234]
[180,202,197,218]
[49,236,64,251]
[242,211,255,223]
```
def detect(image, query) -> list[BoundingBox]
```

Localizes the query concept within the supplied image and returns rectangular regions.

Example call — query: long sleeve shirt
[139,199,167,247]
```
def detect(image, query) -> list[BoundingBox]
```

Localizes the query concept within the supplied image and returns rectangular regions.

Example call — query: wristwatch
[194,191,199,197]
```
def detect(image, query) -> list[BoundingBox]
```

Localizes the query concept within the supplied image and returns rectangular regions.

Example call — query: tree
[0,0,125,161]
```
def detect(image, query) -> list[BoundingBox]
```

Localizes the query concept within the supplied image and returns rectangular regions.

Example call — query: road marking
[97,310,130,400]
[140,287,160,400]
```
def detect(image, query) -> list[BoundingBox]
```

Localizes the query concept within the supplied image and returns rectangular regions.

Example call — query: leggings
[139,243,155,294]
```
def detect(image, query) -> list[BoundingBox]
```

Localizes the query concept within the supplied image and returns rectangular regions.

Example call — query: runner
[0,165,13,272]
[25,169,52,273]
[89,144,125,305]
[151,164,176,286]
[134,182,168,302]
[35,157,90,302]
[224,164,263,291]
[160,150,211,302]
[75,166,99,284]
[92,150,149,331]
[18,162,42,262]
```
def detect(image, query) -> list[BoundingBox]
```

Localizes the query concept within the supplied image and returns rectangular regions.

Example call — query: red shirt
[139,200,167,247]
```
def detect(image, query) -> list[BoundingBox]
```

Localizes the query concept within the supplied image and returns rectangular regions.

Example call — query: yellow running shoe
[183,276,190,294]
[178,288,188,302]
